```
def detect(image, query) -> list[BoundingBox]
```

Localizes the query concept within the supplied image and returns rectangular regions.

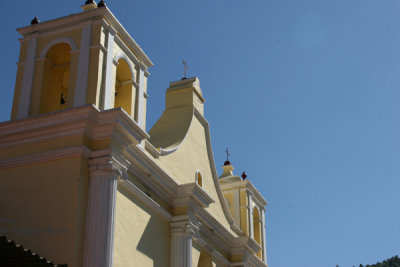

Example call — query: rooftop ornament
[97,0,106,7]
[31,17,39,25]
[181,60,188,80]
[241,171,247,180]
[85,0,96,4]
[224,147,231,166]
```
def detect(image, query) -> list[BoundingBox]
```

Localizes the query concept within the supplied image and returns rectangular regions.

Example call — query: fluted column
[83,155,127,267]
[170,219,200,267]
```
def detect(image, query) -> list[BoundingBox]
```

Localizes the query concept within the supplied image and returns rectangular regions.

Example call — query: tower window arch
[39,42,72,113]
[195,171,203,187]
[114,55,136,119]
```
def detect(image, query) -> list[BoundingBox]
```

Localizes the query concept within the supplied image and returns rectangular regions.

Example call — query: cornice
[246,182,268,207]
[174,183,215,213]
[0,145,91,170]
[220,179,268,207]
[118,178,172,221]
[17,7,153,69]
[0,105,148,154]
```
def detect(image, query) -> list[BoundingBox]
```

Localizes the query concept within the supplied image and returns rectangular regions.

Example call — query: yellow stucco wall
[0,156,89,266]
[154,114,235,235]
[240,190,249,235]
[113,185,170,267]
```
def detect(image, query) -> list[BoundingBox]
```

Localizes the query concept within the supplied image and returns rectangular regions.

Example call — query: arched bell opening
[114,58,135,118]
[39,43,71,113]
[253,207,262,258]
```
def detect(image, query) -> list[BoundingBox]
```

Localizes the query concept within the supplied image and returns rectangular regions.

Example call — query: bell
[60,93,66,105]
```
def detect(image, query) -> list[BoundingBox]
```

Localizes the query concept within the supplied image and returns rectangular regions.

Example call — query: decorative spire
[224,147,231,166]
[97,0,106,7]
[241,171,247,180]
[31,17,39,25]
[182,60,188,80]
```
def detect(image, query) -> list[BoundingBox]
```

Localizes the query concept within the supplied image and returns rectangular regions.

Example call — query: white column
[262,208,268,264]
[103,27,116,110]
[170,220,199,267]
[73,22,92,107]
[248,193,254,239]
[83,158,120,267]
[17,34,38,120]
[137,66,145,129]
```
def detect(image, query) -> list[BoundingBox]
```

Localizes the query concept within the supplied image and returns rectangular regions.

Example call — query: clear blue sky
[0,1,399,266]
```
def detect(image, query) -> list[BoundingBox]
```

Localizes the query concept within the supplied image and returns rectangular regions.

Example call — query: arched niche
[114,57,136,118]
[195,170,203,187]
[253,207,262,258]
[39,42,72,113]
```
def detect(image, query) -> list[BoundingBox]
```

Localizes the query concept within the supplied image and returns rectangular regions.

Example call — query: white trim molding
[103,26,116,110]
[17,34,38,120]
[73,23,92,107]
[39,37,78,59]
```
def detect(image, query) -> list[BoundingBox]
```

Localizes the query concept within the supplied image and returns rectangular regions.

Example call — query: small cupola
[219,160,242,183]
[165,77,205,115]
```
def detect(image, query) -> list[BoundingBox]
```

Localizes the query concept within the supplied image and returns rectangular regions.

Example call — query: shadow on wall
[117,187,170,267]
[136,215,169,267]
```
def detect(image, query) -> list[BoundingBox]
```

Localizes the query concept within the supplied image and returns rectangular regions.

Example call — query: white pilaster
[248,193,254,239]
[103,27,116,110]
[261,208,267,264]
[83,156,126,267]
[73,22,92,107]
[137,66,145,129]
[170,220,199,267]
[17,34,38,120]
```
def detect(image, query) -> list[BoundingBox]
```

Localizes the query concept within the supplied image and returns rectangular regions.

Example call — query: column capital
[88,153,130,179]
[170,217,201,240]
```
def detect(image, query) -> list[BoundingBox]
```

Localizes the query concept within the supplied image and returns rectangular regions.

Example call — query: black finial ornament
[97,0,106,7]
[85,0,96,4]
[241,171,247,180]
[31,17,39,25]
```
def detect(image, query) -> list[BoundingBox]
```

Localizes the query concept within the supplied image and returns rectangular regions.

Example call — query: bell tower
[11,0,152,130]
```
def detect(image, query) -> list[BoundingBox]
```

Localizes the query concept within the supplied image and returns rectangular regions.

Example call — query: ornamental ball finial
[97,0,106,7]
[31,17,39,25]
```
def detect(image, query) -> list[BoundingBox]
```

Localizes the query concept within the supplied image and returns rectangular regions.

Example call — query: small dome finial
[31,17,39,25]
[97,0,106,7]
[241,171,247,180]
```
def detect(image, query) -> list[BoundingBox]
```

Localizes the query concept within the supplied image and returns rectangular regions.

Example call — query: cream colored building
[0,1,268,266]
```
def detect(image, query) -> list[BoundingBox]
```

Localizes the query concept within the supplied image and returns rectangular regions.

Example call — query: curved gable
[148,78,241,236]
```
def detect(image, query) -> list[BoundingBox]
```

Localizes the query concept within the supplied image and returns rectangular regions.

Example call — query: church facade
[0,1,268,266]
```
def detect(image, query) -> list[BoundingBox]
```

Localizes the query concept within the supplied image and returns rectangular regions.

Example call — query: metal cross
[225,147,230,161]
[182,60,188,79]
